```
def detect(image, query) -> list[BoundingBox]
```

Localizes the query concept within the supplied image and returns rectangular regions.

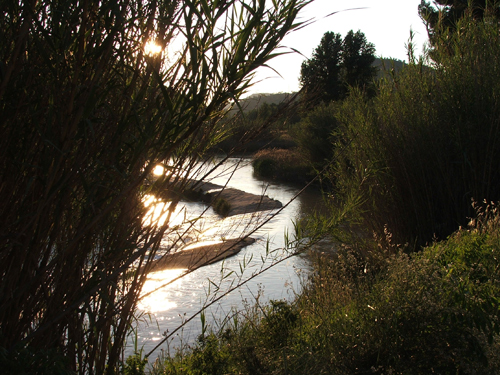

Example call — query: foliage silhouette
[0,0,312,372]
[300,30,376,104]
[419,0,500,55]
[333,7,500,245]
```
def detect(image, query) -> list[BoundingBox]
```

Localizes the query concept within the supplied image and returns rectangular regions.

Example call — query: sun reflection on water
[127,157,320,358]
[142,194,198,232]
[182,240,222,250]
[142,195,173,228]
[138,268,186,313]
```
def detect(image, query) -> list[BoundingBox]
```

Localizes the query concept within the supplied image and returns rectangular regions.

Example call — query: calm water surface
[126,158,324,358]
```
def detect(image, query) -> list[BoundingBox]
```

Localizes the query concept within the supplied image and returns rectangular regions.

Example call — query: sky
[248,0,429,95]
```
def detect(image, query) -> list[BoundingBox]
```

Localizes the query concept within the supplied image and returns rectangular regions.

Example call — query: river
[125,157,324,359]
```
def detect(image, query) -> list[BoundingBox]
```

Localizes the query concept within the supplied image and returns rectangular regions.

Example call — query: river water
[126,157,324,359]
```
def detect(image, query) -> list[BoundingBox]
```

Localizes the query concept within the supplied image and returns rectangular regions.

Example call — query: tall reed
[0,0,311,372]
[333,8,500,246]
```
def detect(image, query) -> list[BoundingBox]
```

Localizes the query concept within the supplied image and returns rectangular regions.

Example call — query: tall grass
[0,0,311,372]
[332,9,500,246]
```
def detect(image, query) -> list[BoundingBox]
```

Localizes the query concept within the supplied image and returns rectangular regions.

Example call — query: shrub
[287,200,500,374]
[252,148,312,184]
[157,334,231,375]
[123,352,148,375]
[213,197,231,217]
[157,220,500,374]
[293,102,339,169]
[333,11,500,245]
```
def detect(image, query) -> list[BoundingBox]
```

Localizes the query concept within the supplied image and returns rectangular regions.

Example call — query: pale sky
[248,0,429,95]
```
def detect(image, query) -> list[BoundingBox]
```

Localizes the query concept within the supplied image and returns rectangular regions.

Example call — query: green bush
[290,219,500,374]
[293,102,339,169]
[252,157,277,178]
[123,352,148,375]
[157,202,500,374]
[213,197,231,217]
[332,11,500,245]
[259,300,299,349]
[283,201,500,374]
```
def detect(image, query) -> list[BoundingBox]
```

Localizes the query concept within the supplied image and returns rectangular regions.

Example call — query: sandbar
[148,237,256,271]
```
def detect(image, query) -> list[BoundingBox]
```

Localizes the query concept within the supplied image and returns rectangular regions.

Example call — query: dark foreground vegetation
[147,4,500,374]
[0,0,310,373]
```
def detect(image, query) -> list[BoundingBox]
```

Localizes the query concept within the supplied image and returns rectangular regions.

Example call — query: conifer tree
[300,30,376,104]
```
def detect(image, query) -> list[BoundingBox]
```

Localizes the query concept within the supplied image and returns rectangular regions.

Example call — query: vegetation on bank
[332,12,500,247]
[212,197,232,217]
[253,5,500,246]
[146,202,500,374]
[252,148,311,185]
[215,97,301,154]
[247,29,378,183]
[245,54,407,183]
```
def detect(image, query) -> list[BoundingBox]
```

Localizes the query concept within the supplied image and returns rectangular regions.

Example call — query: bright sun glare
[153,165,165,176]
[144,40,162,56]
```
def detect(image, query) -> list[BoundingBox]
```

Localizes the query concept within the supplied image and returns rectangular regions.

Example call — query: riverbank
[251,148,315,186]
[153,213,500,374]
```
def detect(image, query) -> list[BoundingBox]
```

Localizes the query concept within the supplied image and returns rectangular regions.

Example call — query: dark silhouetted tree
[342,31,377,92]
[300,32,343,103]
[300,30,376,104]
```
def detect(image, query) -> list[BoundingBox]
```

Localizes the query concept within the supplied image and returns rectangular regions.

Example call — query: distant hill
[236,92,296,112]
[373,57,407,79]
[234,58,408,112]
